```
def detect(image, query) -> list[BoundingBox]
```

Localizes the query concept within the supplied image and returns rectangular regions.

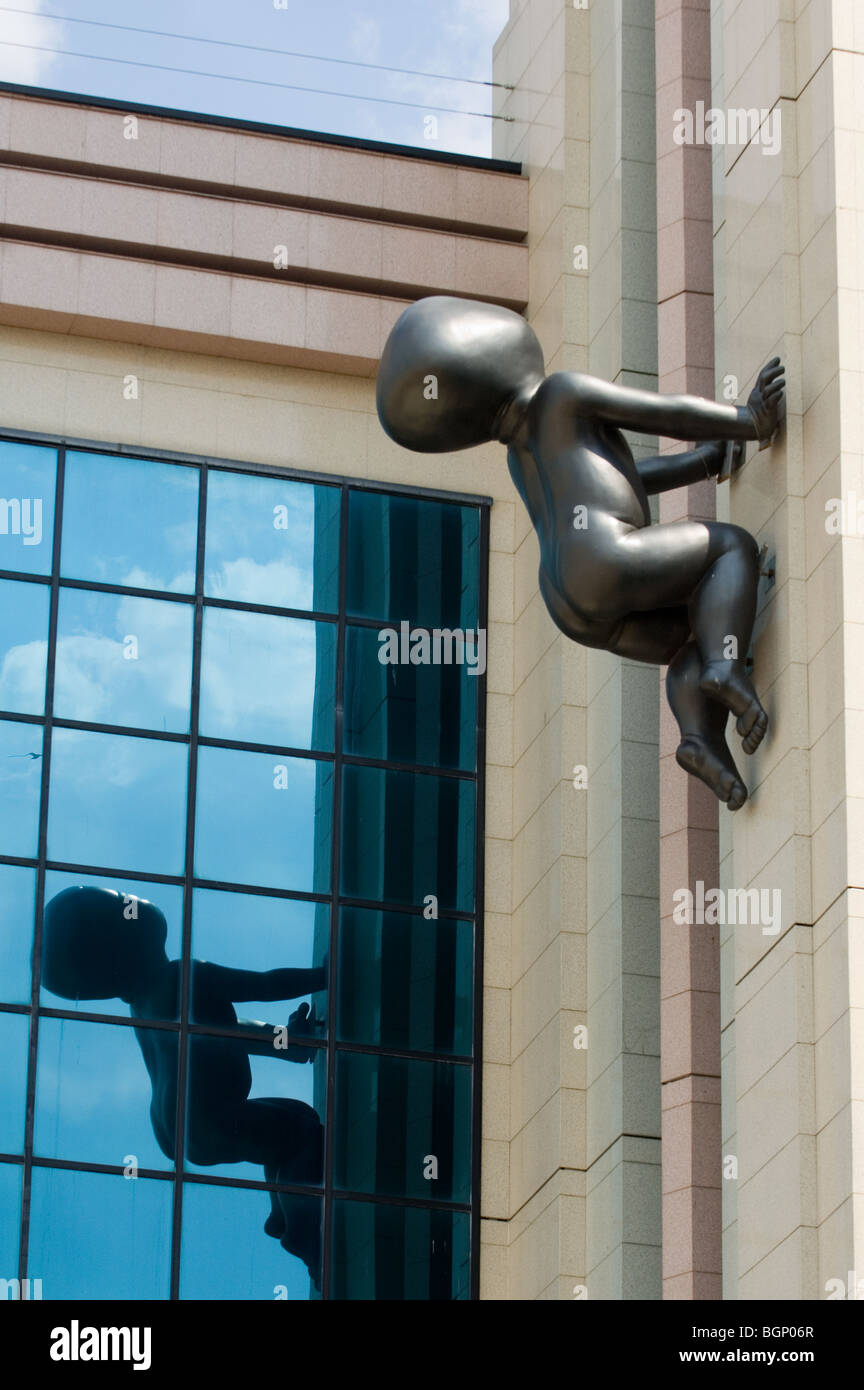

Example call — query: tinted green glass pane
[0,1012,29,1153]
[195,747,332,892]
[346,492,479,629]
[340,765,475,912]
[54,588,194,733]
[331,1202,470,1300]
[28,1168,172,1300]
[34,1017,174,1170]
[180,1182,322,1300]
[344,623,478,770]
[0,719,42,859]
[0,578,49,715]
[0,863,35,1005]
[333,1051,471,1203]
[41,871,183,1020]
[192,889,328,1033]
[47,729,188,875]
[199,608,335,749]
[61,451,199,592]
[337,907,472,1056]
[205,471,339,612]
[0,440,56,577]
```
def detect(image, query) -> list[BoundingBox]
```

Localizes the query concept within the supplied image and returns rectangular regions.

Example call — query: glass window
[205,472,339,613]
[0,578,50,716]
[48,728,188,875]
[195,747,332,892]
[331,1201,470,1301]
[0,440,56,577]
[333,1052,472,1203]
[0,718,43,859]
[41,871,183,1020]
[341,765,475,912]
[53,588,194,733]
[183,1033,325,1186]
[344,623,477,769]
[0,1012,30,1154]
[0,863,36,1005]
[0,1163,22,1278]
[347,491,479,629]
[0,442,484,1301]
[61,452,198,592]
[34,1017,174,1170]
[28,1167,172,1300]
[337,907,472,1056]
[192,889,328,1033]
[199,608,335,749]
[180,1182,322,1300]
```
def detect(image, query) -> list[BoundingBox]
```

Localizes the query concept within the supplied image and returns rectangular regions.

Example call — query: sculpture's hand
[700,440,728,478]
[286,1002,320,1061]
[745,357,785,444]
[715,438,746,484]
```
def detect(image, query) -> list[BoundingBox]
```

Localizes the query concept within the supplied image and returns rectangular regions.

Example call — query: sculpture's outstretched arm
[568,358,784,443]
[235,1014,319,1062]
[198,962,326,1002]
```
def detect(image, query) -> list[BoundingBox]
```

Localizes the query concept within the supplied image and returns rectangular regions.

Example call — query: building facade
[0,0,862,1301]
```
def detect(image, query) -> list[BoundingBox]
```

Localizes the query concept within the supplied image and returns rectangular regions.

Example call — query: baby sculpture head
[42,885,169,1003]
[376,295,546,452]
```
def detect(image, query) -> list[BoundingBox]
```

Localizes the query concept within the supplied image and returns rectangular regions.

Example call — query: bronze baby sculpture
[376,296,785,810]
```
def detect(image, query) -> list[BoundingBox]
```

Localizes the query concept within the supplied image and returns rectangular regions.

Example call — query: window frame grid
[0,429,489,1302]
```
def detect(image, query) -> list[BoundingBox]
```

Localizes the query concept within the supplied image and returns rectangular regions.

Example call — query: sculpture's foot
[676,735,748,811]
[698,661,768,753]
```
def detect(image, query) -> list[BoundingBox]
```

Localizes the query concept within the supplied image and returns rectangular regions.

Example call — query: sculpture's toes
[738,705,768,753]
[676,736,748,811]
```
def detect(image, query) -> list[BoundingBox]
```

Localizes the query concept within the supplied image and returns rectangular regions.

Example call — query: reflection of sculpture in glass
[42,886,327,1288]
[377,296,786,810]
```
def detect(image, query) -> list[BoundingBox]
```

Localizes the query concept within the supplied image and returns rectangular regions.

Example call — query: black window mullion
[18,443,65,1286]
[168,461,207,1300]
[468,502,489,1300]
[321,485,348,1300]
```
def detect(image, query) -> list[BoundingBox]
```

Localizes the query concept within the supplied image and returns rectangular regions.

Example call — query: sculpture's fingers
[760,363,784,386]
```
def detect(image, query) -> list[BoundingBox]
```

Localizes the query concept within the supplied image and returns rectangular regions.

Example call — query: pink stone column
[655,0,723,1299]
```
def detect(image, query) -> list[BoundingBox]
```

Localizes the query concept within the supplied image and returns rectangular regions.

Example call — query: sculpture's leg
[540,570,749,807]
[605,520,767,752]
[666,640,747,810]
[600,617,748,808]
[263,1164,286,1237]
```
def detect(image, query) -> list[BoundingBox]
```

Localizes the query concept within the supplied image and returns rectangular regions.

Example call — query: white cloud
[0,0,66,86]
[206,557,313,610]
[378,0,511,158]
[198,609,320,744]
[0,638,46,711]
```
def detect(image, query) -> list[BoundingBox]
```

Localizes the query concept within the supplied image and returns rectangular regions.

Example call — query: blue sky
[0,0,511,156]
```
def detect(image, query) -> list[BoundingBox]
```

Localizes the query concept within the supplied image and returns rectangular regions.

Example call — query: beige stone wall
[585,0,662,1302]
[712,0,864,1299]
[485,0,592,1300]
[0,90,527,375]
[488,0,662,1301]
